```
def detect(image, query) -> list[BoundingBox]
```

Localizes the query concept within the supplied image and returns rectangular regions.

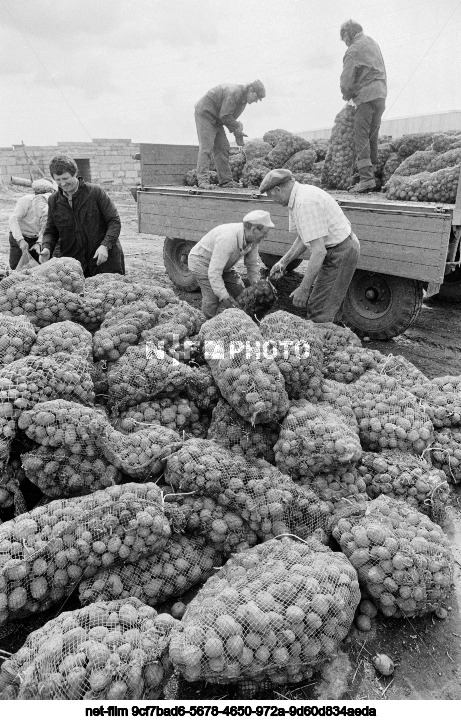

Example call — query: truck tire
[259,253,303,273]
[434,267,461,302]
[342,270,423,340]
[163,237,199,292]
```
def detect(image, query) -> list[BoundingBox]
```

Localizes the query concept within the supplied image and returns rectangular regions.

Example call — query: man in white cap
[8,178,55,269]
[187,209,274,318]
[259,169,360,323]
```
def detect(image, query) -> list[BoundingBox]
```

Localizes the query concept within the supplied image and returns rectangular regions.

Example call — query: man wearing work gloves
[8,179,55,269]
[187,210,274,318]
[40,154,125,277]
[260,169,360,323]
[340,20,387,193]
[195,80,266,190]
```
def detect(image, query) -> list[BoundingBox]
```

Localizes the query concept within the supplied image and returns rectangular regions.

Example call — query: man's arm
[95,187,121,250]
[340,49,358,100]
[8,197,28,241]
[32,194,49,243]
[297,237,327,294]
[219,88,246,133]
[244,244,260,285]
[41,198,60,256]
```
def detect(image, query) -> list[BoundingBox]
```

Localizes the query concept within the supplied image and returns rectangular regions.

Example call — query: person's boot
[219,180,241,188]
[349,161,377,193]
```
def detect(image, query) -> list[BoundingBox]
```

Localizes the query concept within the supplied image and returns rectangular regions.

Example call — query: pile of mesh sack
[307,465,369,518]
[322,345,376,384]
[0,597,177,700]
[263,129,292,147]
[284,149,317,173]
[265,133,312,169]
[427,147,461,172]
[393,150,437,176]
[375,142,394,178]
[429,428,461,484]
[0,483,170,626]
[313,322,362,358]
[207,399,279,464]
[28,257,85,295]
[393,133,434,159]
[93,299,160,362]
[0,314,36,369]
[332,495,454,617]
[386,164,460,203]
[169,537,360,686]
[230,153,245,182]
[321,105,356,190]
[30,320,92,360]
[114,397,210,439]
[431,133,461,153]
[382,152,402,186]
[0,274,82,328]
[241,160,271,189]
[292,173,321,186]
[242,139,272,162]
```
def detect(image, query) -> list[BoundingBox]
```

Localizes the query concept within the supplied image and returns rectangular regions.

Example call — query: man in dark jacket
[340,20,387,193]
[40,154,125,277]
[195,80,266,189]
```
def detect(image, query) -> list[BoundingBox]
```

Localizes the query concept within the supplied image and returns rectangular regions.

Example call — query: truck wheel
[163,237,199,292]
[259,253,303,273]
[342,270,423,340]
[435,267,461,302]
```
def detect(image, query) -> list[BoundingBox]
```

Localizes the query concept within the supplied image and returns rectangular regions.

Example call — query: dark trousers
[354,98,386,165]
[8,232,40,270]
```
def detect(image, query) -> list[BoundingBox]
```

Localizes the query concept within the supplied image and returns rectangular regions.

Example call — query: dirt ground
[0,186,460,701]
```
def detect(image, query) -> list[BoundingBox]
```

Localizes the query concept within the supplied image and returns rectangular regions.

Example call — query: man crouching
[187,210,274,319]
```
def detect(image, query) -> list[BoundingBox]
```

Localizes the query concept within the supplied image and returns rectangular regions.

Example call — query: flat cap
[250,79,266,98]
[243,209,275,228]
[259,168,294,194]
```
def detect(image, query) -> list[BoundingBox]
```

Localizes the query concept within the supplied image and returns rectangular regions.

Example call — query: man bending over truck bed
[187,210,274,318]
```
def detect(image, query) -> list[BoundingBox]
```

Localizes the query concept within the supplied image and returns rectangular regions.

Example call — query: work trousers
[195,112,233,186]
[306,233,360,323]
[354,98,386,166]
[8,232,40,269]
[188,253,244,318]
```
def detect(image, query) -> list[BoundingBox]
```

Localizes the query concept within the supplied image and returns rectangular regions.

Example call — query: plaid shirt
[288,182,351,248]
[189,222,260,300]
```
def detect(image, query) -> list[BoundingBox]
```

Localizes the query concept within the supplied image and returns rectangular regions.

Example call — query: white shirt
[288,182,351,248]
[189,222,260,300]
[9,193,51,241]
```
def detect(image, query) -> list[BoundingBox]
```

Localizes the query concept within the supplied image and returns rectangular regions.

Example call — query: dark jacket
[340,32,387,105]
[195,84,247,133]
[42,178,125,277]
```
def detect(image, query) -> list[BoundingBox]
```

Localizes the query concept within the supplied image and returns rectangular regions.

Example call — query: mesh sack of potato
[0,597,176,700]
[0,458,25,510]
[292,173,321,186]
[185,365,221,413]
[375,142,394,177]
[259,311,323,401]
[0,482,170,626]
[373,353,430,391]
[322,345,377,384]
[393,133,434,159]
[30,320,92,360]
[432,375,461,394]
[262,129,292,147]
[88,275,178,311]
[306,465,369,518]
[265,133,312,169]
[321,105,356,190]
[93,317,156,363]
[101,299,160,331]
[237,279,278,321]
[427,147,461,172]
[348,370,433,454]
[18,399,107,449]
[284,149,317,173]
[114,397,210,439]
[230,153,245,182]
[332,495,454,617]
[429,428,461,484]
[381,152,402,186]
[357,450,449,523]
[29,257,85,295]
[431,133,461,153]
[243,139,272,162]
[142,322,189,356]
[169,536,360,686]
[241,160,271,188]
[79,535,223,608]
[0,314,36,369]
[156,300,206,337]
[76,281,145,330]
[386,164,460,203]
[97,424,182,480]
[274,400,362,480]
[311,138,329,161]
[393,150,437,176]
[200,309,289,424]
[313,160,325,175]
[321,379,356,419]
[165,439,331,541]
[313,321,362,359]
[207,399,279,464]
[0,279,82,328]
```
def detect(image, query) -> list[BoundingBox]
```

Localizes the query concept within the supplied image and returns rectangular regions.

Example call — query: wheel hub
[348,273,392,319]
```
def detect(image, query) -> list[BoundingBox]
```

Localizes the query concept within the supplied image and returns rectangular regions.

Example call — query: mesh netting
[79,534,223,608]
[429,428,461,484]
[357,450,449,524]
[241,139,272,162]
[321,105,356,190]
[262,129,292,147]
[93,299,161,362]
[313,322,362,360]
[376,143,394,177]
[97,424,182,480]
[185,366,221,413]
[259,311,323,401]
[386,165,460,203]
[274,400,362,480]
[165,439,331,541]
[373,353,430,392]
[113,397,210,439]
[0,279,82,328]
[0,597,176,700]
[241,160,271,189]
[157,301,206,336]
[265,134,312,169]
[322,345,376,384]
[0,314,36,369]
[30,321,92,361]
[200,309,289,424]
[0,458,25,510]
[207,399,279,464]
[382,153,402,185]
[29,257,85,295]
[321,379,356,417]
[0,483,170,627]
[431,376,461,394]
[304,465,369,518]
[284,149,317,173]
[292,173,321,186]
[347,370,433,454]
[237,280,278,322]
[18,400,107,448]
[102,299,160,330]
[169,537,360,685]
[393,150,437,176]
[332,495,454,617]
[431,133,461,153]
[394,133,434,159]
[427,147,461,172]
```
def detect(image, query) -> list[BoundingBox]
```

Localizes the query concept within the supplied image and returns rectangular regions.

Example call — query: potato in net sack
[76,281,145,330]
[357,450,449,523]
[0,458,25,510]
[393,133,434,159]
[102,298,160,330]
[185,365,221,413]
[0,597,176,700]
[284,149,317,173]
[0,278,82,328]
[310,138,329,161]
[429,428,461,484]
[207,399,279,464]
[200,309,289,424]
[431,133,461,153]
[381,152,402,186]
[30,320,92,360]
[292,172,321,186]
[242,139,272,162]
[432,375,461,394]
[94,318,153,363]
[393,150,437,176]
[427,147,461,172]
[321,105,356,190]
[306,465,369,518]
[28,257,85,294]
[386,164,460,203]
[97,424,182,480]
[274,400,362,480]
[262,129,292,147]
[313,321,362,359]
[321,378,356,420]
[165,439,331,541]
[0,314,36,369]
[0,482,170,626]
[230,153,245,182]
[265,133,312,169]
[241,159,271,188]
[322,344,376,384]
[169,537,360,686]
[18,399,107,448]
[157,300,206,336]
[347,371,433,454]
[375,142,394,178]
[114,397,210,438]
[237,279,278,321]
[259,310,324,401]
[332,495,454,617]
[79,535,223,608]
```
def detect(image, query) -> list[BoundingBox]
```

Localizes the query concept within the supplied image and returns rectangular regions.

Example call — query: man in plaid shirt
[260,169,360,323]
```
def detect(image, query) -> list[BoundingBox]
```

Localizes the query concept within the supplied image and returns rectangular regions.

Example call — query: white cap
[32,179,55,194]
[242,210,275,228]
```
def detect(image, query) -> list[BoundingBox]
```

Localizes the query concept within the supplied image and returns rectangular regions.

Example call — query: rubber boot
[349,161,377,193]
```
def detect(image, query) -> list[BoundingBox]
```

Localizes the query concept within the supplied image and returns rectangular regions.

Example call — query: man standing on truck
[340,19,387,193]
[260,169,360,323]
[187,209,274,318]
[195,80,266,190]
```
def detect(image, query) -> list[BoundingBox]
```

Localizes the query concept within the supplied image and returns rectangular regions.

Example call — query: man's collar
[351,32,364,44]
[288,181,300,210]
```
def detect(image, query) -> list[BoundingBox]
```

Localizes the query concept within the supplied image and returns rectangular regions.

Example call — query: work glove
[39,248,50,264]
[93,245,109,266]
[18,238,29,252]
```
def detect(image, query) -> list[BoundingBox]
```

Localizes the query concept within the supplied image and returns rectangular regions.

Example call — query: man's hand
[39,248,50,264]
[220,295,241,311]
[270,260,286,280]
[30,243,41,253]
[93,245,109,266]
[290,286,310,308]
[234,132,248,147]
[18,238,28,253]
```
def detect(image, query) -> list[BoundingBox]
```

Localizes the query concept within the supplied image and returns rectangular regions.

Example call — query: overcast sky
[1,0,460,147]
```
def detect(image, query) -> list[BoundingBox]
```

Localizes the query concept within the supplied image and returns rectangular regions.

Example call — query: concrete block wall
[0,139,141,188]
